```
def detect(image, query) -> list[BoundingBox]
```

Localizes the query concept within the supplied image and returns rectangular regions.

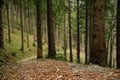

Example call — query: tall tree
[36,0,43,58]
[89,0,93,64]
[63,0,67,61]
[117,0,120,69]
[27,2,30,48]
[11,1,14,32]
[20,0,24,51]
[6,0,11,43]
[68,0,73,62]
[47,0,56,58]
[77,0,80,63]
[89,0,106,66]
[0,0,4,48]
[85,0,88,64]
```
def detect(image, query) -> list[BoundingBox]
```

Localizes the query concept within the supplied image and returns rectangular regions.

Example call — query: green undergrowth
[0,26,85,65]
[0,27,37,65]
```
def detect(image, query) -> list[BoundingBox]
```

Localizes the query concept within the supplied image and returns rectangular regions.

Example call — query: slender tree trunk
[63,0,67,61]
[6,0,11,43]
[3,0,6,25]
[90,0,106,66]
[36,0,43,58]
[77,0,80,63]
[20,0,24,51]
[117,0,120,68]
[106,21,115,66]
[27,2,30,48]
[15,6,19,29]
[0,0,4,48]
[31,11,35,45]
[85,0,89,64]
[109,34,115,68]
[68,0,73,62]
[43,12,47,38]
[11,2,14,32]
[47,0,56,58]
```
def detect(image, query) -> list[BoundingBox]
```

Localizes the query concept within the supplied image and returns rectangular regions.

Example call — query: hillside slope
[0,27,37,65]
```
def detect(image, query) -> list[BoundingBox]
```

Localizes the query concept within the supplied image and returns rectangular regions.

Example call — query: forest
[0,0,120,79]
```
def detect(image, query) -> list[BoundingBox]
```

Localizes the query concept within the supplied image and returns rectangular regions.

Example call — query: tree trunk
[63,0,67,61]
[90,0,106,66]
[6,0,11,43]
[109,34,115,68]
[20,0,24,51]
[89,0,93,63]
[47,0,56,58]
[68,0,73,62]
[27,5,30,48]
[11,2,14,32]
[85,0,89,64]
[36,0,43,58]
[77,0,80,63]
[117,0,120,69]
[0,0,4,48]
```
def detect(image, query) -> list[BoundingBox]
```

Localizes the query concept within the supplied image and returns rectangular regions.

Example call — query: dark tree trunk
[90,0,106,66]
[117,0,120,69]
[47,0,56,58]
[85,0,89,64]
[77,0,80,63]
[36,0,43,58]
[68,0,73,62]
[89,0,93,64]
[20,0,24,51]
[0,0,4,48]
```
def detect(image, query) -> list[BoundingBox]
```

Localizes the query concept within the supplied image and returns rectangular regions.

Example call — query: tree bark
[68,0,73,62]
[11,2,14,32]
[90,0,106,66]
[85,0,89,64]
[117,0,120,69]
[0,0,4,48]
[77,0,80,63]
[6,0,11,43]
[36,0,43,58]
[20,0,24,51]
[47,0,56,58]
[63,0,67,61]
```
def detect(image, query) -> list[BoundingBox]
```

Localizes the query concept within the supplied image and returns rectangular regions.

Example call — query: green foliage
[55,53,65,61]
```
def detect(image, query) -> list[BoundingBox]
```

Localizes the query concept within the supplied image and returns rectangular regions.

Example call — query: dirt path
[0,59,120,80]
[17,55,37,63]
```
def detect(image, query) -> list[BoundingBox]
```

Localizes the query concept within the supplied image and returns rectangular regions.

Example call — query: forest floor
[0,59,120,80]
